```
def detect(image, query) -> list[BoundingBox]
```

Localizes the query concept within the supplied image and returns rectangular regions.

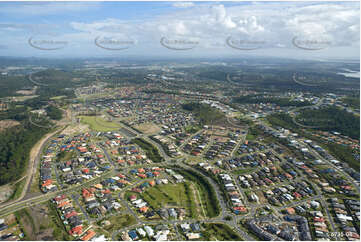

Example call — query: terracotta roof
[81,230,96,241]
[139,206,149,213]
[70,225,83,235]
[65,211,78,219]
[42,179,53,187]
[57,200,70,208]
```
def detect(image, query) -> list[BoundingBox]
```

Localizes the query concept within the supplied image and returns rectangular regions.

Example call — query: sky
[0,1,359,60]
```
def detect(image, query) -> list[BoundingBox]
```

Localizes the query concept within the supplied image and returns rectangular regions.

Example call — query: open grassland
[79,115,121,132]
[98,214,136,232]
[140,182,198,218]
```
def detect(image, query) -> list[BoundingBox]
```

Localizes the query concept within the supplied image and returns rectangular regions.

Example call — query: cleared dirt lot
[16,204,56,240]
[61,123,89,136]
[0,119,20,132]
[0,184,13,203]
[134,122,161,134]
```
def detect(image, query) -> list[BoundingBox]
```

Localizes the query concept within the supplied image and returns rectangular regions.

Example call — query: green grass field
[232,167,258,176]
[138,182,198,218]
[245,133,255,141]
[100,214,136,232]
[79,115,121,132]
[141,183,187,208]
[57,150,77,162]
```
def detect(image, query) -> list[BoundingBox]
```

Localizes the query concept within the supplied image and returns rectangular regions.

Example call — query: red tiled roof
[65,211,77,219]
[70,225,83,235]
[314,217,325,222]
[42,179,53,187]
[233,206,247,212]
[54,194,66,201]
[139,206,149,213]
[57,200,70,208]
[81,230,96,241]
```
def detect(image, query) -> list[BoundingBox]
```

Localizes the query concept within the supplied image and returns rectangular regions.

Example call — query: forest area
[182,102,225,125]
[0,69,70,185]
[0,118,50,185]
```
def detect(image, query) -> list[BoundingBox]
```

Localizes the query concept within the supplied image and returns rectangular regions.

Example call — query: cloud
[0,2,359,59]
[65,2,359,54]
[172,2,195,8]
[0,2,101,16]
[0,23,59,33]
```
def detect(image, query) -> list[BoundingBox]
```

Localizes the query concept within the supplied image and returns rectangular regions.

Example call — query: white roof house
[144,226,154,237]
[136,228,146,237]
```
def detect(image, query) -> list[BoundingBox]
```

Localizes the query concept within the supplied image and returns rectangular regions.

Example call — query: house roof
[42,179,53,187]
[70,225,83,235]
[54,194,66,201]
[140,206,149,213]
[81,230,96,241]
[57,200,70,208]
[65,211,78,219]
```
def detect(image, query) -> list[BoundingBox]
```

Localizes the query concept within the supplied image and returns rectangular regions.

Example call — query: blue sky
[0,1,359,60]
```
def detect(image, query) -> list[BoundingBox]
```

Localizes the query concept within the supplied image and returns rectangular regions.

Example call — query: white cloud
[1,2,359,59]
[0,2,101,16]
[172,2,195,8]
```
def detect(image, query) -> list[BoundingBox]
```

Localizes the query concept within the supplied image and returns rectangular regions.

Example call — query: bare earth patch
[12,95,38,102]
[16,90,36,95]
[134,122,161,134]
[19,205,54,240]
[0,184,13,203]
[61,123,90,136]
[0,120,20,132]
